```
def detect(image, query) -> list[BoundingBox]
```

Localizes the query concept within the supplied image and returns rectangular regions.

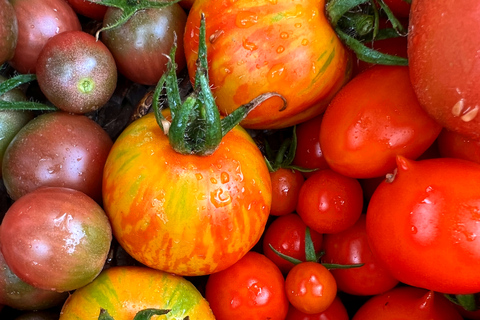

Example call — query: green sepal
[326,0,370,27]
[445,294,478,312]
[268,244,303,265]
[304,227,317,262]
[0,74,57,111]
[322,262,365,270]
[376,0,407,36]
[0,74,36,96]
[98,308,172,320]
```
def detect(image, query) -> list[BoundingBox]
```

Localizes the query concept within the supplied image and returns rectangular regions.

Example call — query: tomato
[184,0,351,129]
[205,251,289,320]
[408,0,480,140]
[36,30,117,114]
[437,128,480,165]
[285,262,337,314]
[320,65,442,179]
[270,168,305,216]
[262,213,323,275]
[2,111,113,203]
[66,0,108,21]
[0,0,17,65]
[102,112,271,276]
[366,156,480,294]
[59,266,215,319]
[101,3,187,85]
[8,0,81,74]
[321,215,399,296]
[0,187,112,292]
[296,169,363,234]
[285,296,349,320]
[180,0,195,10]
[352,286,463,320]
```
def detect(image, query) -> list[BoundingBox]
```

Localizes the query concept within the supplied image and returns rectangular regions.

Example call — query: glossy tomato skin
[205,251,289,320]
[367,156,480,294]
[321,215,399,296]
[352,286,463,320]
[409,1,480,140]
[270,168,305,216]
[437,128,480,164]
[101,3,187,85]
[66,0,108,20]
[60,266,215,320]
[262,213,323,275]
[0,0,17,65]
[8,0,81,74]
[2,112,113,203]
[0,187,112,292]
[285,296,349,320]
[320,65,442,179]
[102,112,272,276]
[36,30,117,114]
[185,0,352,129]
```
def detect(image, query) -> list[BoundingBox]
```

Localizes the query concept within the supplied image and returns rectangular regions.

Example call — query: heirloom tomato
[184,0,351,129]
[367,156,480,294]
[102,111,272,276]
[60,266,215,320]
[0,0,17,65]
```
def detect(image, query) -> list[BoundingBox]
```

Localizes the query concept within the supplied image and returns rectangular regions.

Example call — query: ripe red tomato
[184,0,352,129]
[0,0,17,65]
[285,262,337,314]
[367,156,480,294]
[437,128,480,164]
[320,65,442,178]
[270,168,305,216]
[205,251,289,320]
[262,213,323,275]
[285,296,349,320]
[408,0,480,140]
[296,169,363,234]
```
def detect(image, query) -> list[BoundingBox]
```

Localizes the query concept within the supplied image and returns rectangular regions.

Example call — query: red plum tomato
[270,168,305,216]
[285,262,337,314]
[66,0,108,20]
[0,187,112,292]
[205,251,289,320]
[352,286,463,320]
[320,65,442,179]
[36,31,117,114]
[2,112,113,203]
[437,128,480,164]
[101,3,187,85]
[262,213,323,275]
[408,0,480,140]
[296,169,363,234]
[321,214,399,296]
[366,156,480,294]
[184,0,352,129]
[8,0,81,74]
[0,0,17,65]
[285,296,349,320]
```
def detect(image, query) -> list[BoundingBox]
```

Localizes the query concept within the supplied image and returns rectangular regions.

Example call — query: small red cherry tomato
[270,168,305,216]
[285,296,349,320]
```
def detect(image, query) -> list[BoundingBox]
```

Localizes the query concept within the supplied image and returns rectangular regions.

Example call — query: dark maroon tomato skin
[101,3,187,85]
[0,245,68,310]
[66,0,108,20]
[0,0,18,65]
[0,187,112,292]
[8,0,81,74]
[2,112,113,203]
[36,31,117,114]
[437,128,480,165]
[270,168,305,216]
[285,296,349,320]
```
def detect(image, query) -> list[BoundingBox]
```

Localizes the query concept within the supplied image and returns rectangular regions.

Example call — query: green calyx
[98,308,190,320]
[445,294,478,313]
[152,14,286,156]
[0,74,57,111]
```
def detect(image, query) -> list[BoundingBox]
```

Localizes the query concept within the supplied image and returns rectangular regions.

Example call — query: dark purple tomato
[36,31,117,114]
[101,3,187,85]
[0,244,68,310]
[8,0,81,74]
[2,112,113,203]
[0,0,18,65]
[66,0,108,21]
[0,187,112,292]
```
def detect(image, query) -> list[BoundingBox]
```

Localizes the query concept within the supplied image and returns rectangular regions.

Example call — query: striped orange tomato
[59,266,215,319]
[102,112,271,276]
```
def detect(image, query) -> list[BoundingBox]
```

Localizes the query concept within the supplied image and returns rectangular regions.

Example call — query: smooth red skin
[8,0,81,74]
[409,1,480,140]
[292,114,329,179]
[262,213,323,275]
[285,296,349,320]
[320,65,442,179]
[270,168,305,216]
[205,251,289,320]
[0,0,17,65]
[36,31,117,114]
[382,0,411,18]
[321,215,399,296]
[367,156,480,294]
[285,262,337,314]
[101,4,187,86]
[352,286,463,320]
[437,128,480,164]
[0,187,112,292]
[296,169,363,234]
[66,0,108,20]
[2,112,113,203]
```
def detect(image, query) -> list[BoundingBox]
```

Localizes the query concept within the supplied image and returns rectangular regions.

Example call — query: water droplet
[242,38,258,51]
[411,225,418,234]
[236,11,258,28]
[301,39,309,46]
[294,23,302,28]
[280,32,289,39]
[276,46,285,53]
[221,172,230,184]
[267,64,286,82]
[210,189,232,208]
[195,173,203,180]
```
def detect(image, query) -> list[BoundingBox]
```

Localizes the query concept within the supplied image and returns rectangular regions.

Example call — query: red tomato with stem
[437,128,480,165]
[270,168,305,216]
[205,251,289,320]
[285,296,349,320]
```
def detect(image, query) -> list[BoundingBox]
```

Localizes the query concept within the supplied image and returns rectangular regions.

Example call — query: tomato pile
[1,0,480,319]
